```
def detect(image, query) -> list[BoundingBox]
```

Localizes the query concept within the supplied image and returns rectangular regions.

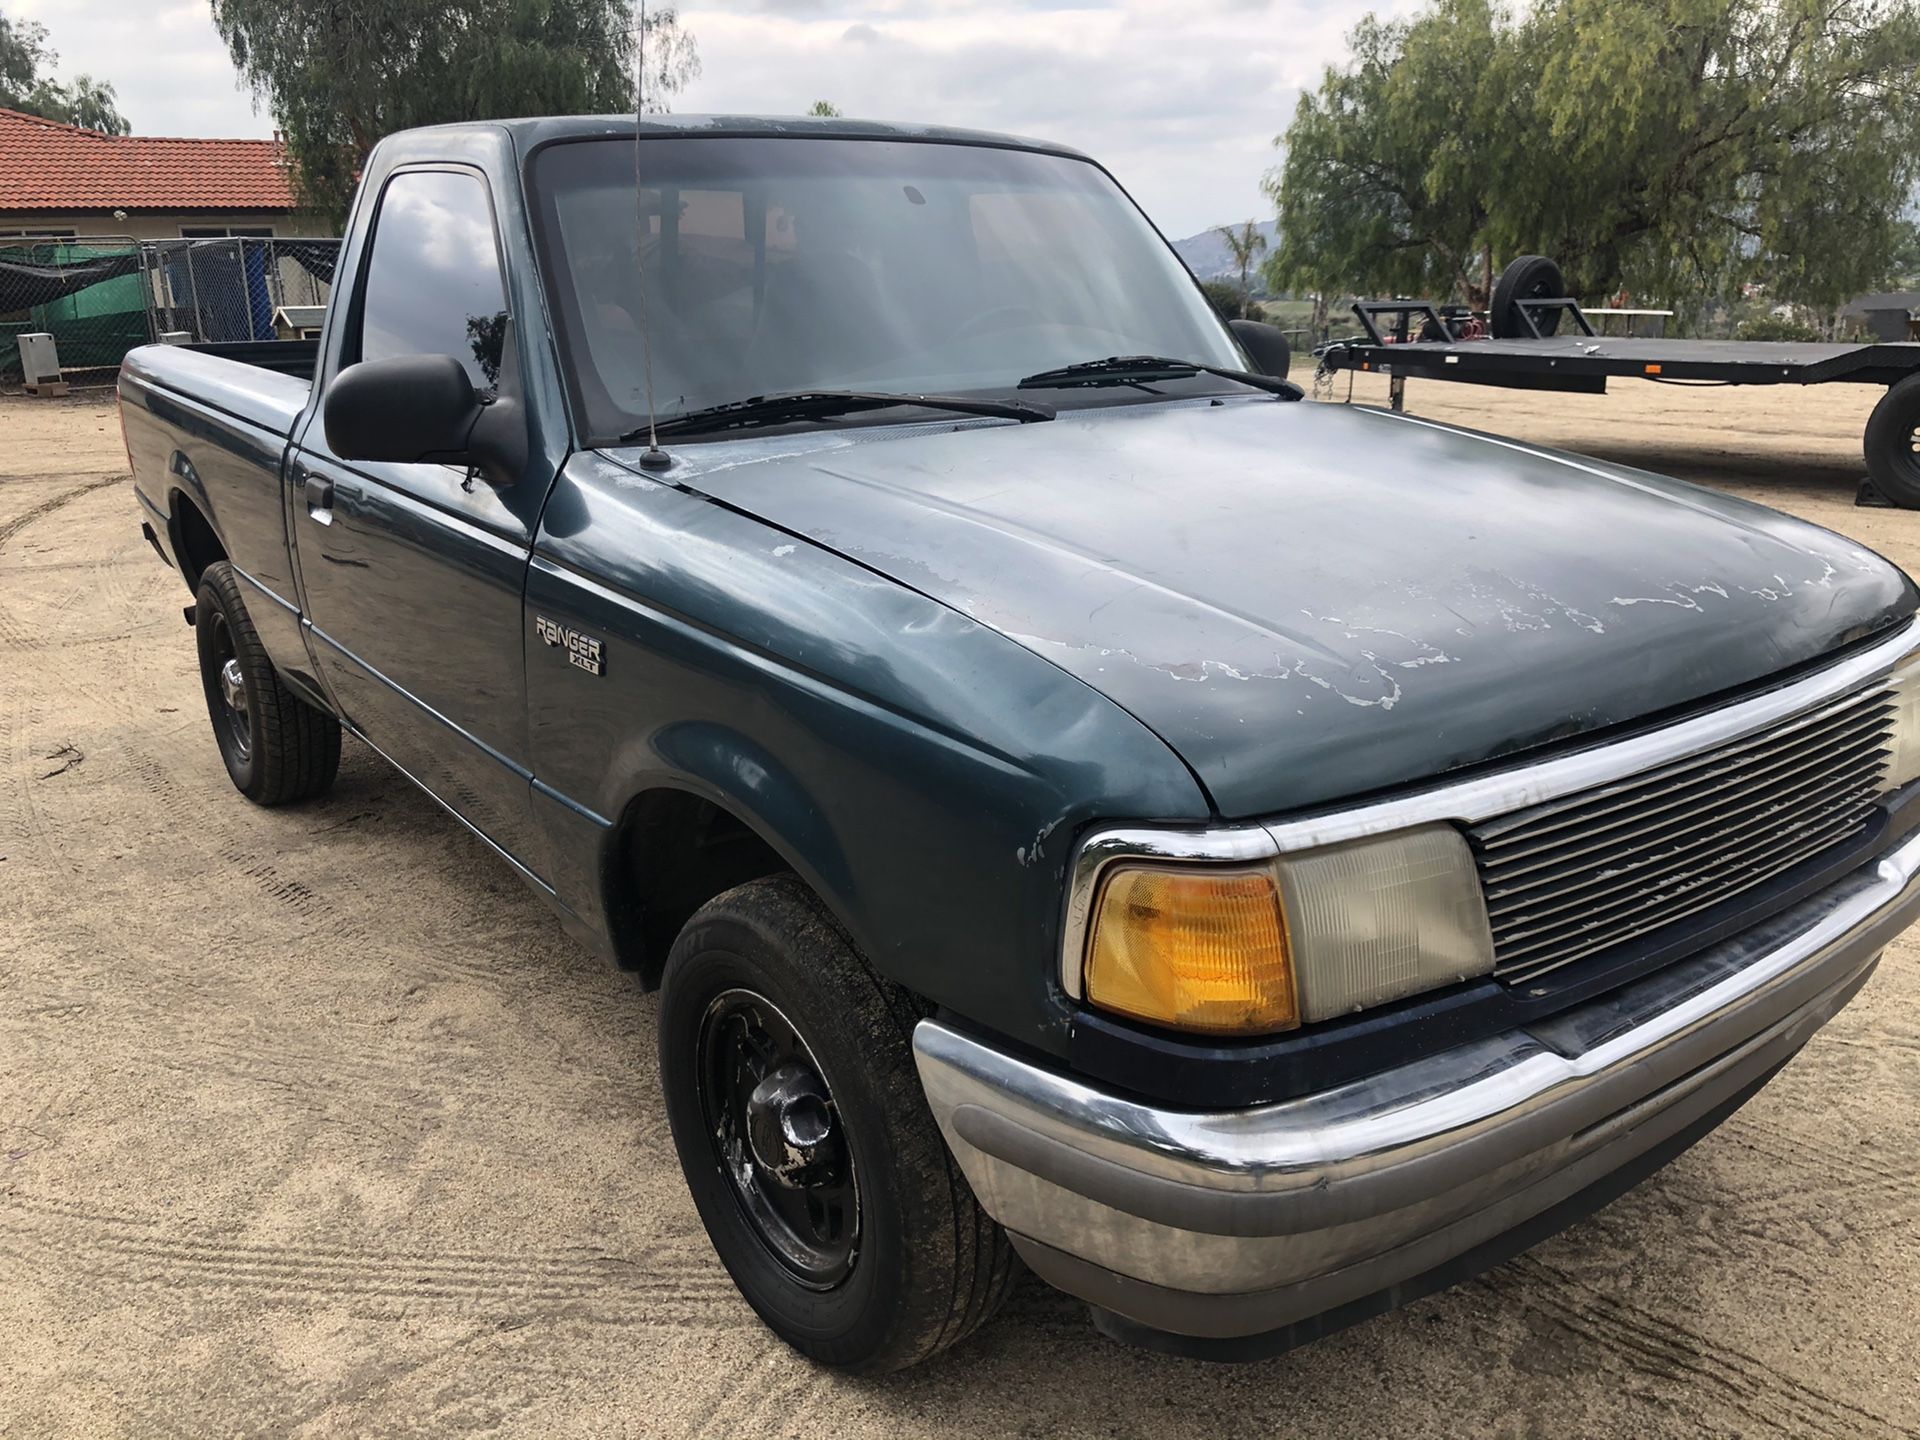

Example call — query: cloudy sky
[8,0,1420,238]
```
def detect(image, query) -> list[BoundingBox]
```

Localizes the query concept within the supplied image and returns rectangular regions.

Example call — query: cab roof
[418,113,1091,162]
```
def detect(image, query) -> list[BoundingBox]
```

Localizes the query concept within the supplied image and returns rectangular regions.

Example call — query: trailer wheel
[1490,255,1567,339]
[1864,377,1920,509]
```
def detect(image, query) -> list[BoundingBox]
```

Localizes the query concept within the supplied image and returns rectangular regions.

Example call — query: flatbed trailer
[1314,292,1920,507]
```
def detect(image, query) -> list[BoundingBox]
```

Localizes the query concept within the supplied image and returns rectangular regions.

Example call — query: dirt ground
[2,377,1918,1438]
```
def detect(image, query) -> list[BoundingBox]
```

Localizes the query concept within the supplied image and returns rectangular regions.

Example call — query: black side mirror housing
[1228,318,1293,380]
[323,354,527,488]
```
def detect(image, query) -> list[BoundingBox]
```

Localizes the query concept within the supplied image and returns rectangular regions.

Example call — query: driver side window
[357,170,510,395]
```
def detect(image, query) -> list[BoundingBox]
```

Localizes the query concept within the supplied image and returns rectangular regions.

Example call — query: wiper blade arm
[1017,355,1303,400]
[624,390,1054,442]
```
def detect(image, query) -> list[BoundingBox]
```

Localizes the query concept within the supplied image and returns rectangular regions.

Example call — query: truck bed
[171,338,319,382]
[119,341,314,681]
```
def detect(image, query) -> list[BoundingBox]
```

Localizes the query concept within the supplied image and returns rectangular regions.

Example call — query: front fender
[524,453,1209,1056]
[646,720,857,902]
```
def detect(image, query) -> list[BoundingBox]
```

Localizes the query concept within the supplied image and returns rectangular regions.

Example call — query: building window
[0,227,79,239]
[179,225,276,239]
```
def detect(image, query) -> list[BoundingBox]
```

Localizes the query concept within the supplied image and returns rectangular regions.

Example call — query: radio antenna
[633,0,670,471]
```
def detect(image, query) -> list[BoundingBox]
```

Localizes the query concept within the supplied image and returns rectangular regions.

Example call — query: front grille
[1470,684,1896,984]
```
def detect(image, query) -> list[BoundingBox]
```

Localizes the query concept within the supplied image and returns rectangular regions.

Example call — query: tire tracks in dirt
[0,474,131,651]
[115,745,349,927]
[0,1190,747,1327]
[1481,1255,1918,1438]
[682,1356,832,1440]
[0,473,125,551]
[2,476,158,879]
[1718,1119,1920,1244]
[111,739,621,1010]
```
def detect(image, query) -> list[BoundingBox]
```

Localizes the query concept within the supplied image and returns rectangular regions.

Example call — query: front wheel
[658,875,1018,1371]
[195,560,341,804]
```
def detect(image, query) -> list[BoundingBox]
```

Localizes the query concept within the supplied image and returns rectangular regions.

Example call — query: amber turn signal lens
[1083,866,1298,1035]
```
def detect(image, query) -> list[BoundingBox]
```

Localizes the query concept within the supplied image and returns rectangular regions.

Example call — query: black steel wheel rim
[207,609,251,763]
[697,987,859,1289]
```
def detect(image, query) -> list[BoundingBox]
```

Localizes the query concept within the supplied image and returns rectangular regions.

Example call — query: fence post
[139,245,160,345]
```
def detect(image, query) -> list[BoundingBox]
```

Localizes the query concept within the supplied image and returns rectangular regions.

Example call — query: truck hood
[635,398,1917,818]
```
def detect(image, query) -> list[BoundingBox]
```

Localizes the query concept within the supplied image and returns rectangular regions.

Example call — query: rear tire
[1864,376,1920,509]
[194,560,341,804]
[1490,254,1568,338]
[658,875,1018,1372]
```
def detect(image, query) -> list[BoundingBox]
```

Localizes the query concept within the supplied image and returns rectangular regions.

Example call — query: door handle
[304,471,335,521]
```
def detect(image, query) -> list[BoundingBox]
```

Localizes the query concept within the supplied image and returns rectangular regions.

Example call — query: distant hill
[1169,219,1279,281]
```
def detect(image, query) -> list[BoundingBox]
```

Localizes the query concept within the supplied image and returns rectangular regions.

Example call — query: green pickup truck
[119,115,1920,1371]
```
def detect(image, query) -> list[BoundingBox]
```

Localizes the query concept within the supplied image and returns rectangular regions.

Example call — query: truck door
[288,166,547,871]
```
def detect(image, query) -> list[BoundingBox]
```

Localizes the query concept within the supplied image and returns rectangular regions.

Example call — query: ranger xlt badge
[535,615,604,676]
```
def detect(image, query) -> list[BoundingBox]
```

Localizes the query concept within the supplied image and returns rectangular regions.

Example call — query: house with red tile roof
[0,107,322,240]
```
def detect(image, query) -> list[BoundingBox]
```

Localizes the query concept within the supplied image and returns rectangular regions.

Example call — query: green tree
[807,100,840,117]
[1504,0,1920,309]
[209,0,699,227]
[1883,220,1920,291]
[1270,0,1920,314]
[0,14,46,105]
[1213,220,1268,312]
[1267,2,1499,304]
[0,13,130,133]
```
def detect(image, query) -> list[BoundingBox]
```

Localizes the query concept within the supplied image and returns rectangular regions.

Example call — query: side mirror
[323,354,526,488]
[1228,318,1293,380]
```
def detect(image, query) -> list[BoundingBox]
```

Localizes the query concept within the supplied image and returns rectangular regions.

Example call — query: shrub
[1735,315,1824,342]
[1200,280,1246,320]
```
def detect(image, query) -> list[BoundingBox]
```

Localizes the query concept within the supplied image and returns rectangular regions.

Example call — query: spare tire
[1490,255,1567,338]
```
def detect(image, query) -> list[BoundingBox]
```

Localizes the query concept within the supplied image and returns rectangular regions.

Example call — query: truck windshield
[527,135,1246,442]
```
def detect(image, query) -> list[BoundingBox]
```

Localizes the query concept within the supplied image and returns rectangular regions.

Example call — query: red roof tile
[0,107,298,213]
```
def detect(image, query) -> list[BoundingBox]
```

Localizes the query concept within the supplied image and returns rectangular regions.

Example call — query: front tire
[658,875,1017,1371]
[194,560,341,804]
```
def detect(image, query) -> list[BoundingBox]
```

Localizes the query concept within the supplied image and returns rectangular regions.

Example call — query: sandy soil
[2,377,1918,1438]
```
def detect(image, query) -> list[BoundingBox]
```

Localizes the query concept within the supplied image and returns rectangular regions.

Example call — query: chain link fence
[1,235,340,391]
[1,236,144,387]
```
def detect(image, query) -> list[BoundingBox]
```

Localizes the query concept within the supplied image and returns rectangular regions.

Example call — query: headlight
[1887,651,1920,792]
[1271,825,1495,1022]
[1077,823,1494,1035]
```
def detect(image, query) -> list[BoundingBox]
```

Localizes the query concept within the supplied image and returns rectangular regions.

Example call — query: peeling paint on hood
[630,399,1917,818]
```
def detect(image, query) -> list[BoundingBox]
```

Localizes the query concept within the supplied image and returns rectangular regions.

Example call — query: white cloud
[673,0,1426,236]
[11,0,267,139]
[11,0,1425,237]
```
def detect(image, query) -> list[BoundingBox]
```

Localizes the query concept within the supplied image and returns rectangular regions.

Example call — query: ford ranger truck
[118,116,1920,1371]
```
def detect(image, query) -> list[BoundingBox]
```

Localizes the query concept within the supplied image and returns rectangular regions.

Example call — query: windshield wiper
[1017,355,1303,400]
[623,390,1055,443]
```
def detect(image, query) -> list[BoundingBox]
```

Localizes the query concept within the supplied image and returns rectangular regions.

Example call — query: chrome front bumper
[913,831,1920,1348]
